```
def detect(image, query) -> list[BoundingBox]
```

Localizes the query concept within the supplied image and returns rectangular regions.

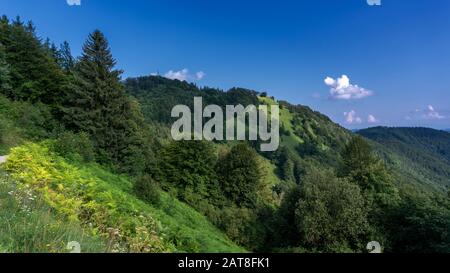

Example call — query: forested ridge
[0,16,449,253]
[358,127,450,190]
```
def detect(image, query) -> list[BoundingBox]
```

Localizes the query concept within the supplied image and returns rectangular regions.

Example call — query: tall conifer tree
[0,42,11,93]
[58,41,75,72]
[0,16,66,105]
[63,30,147,174]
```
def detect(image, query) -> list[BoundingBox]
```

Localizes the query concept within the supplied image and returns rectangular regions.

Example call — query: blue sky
[2,0,450,129]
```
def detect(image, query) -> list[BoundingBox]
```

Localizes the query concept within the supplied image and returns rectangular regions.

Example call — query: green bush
[0,94,58,153]
[133,175,161,206]
[53,132,95,162]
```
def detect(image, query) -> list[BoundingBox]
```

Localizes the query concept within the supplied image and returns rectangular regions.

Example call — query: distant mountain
[358,127,450,190]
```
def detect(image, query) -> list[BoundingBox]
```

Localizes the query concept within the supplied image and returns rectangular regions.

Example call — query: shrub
[53,132,95,162]
[218,206,260,248]
[133,175,161,206]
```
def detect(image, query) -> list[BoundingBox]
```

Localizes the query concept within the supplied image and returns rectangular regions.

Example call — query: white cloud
[164,69,205,82]
[367,114,379,123]
[324,75,373,100]
[406,105,446,121]
[344,110,362,124]
[164,69,189,81]
[195,71,206,80]
[67,0,81,6]
[324,77,336,86]
[423,105,445,120]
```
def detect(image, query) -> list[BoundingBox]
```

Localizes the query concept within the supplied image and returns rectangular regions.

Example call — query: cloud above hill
[164,69,206,82]
[344,111,379,125]
[368,114,379,123]
[405,105,446,121]
[423,105,445,120]
[344,110,362,124]
[66,0,81,6]
[325,75,373,100]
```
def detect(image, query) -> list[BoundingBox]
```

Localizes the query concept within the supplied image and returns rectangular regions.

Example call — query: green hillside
[0,141,243,253]
[125,76,351,166]
[358,127,450,191]
[125,76,260,126]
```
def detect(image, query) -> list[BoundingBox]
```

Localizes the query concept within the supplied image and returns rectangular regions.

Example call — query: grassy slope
[258,96,303,150]
[0,170,109,253]
[1,142,244,253]
[83,164,244,253]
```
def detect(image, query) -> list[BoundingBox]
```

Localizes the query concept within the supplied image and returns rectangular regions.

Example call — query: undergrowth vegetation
[1,141,243,253]
[0,170,107,253]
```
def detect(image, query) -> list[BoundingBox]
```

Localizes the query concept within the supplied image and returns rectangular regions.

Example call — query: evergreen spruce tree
[58,41,75,72]
[0,16,66,106]
[0,17,12,94]
[0,42,11,93]
[49,42,62,64]
[63,30,147,174]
